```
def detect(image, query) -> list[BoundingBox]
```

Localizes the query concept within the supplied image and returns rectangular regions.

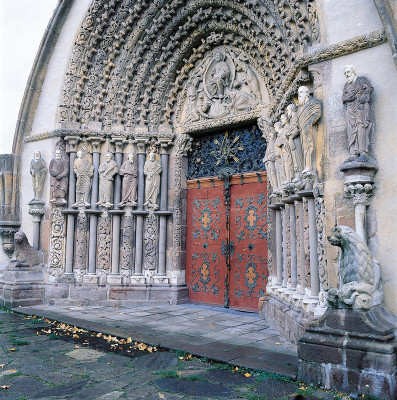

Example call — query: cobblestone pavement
[17,303,298,379]
[0,310,343,400]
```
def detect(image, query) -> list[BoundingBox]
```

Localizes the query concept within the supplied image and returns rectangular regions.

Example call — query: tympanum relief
[179,47,267,132]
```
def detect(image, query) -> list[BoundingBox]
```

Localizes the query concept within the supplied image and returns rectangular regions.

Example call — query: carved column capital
[29,207,45,222]
[65,136,80,153]
[88,136,103,153]
[157,131,175,154]
[344,183,375,206]
[111,137,125,153]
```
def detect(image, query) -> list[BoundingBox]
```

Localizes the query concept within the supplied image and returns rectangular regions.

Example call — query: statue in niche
[119,153,137,207]
[297,86,322,173]
[273,122,287,188]
[279,114,294,183]
[208,51,231,99]
[327,225,383,310]
[72,150,94,208]
[97,152,118,208]
[286,103,304,180]
[30,151,47,202]
[49,146,69,206]
[342,65,374,162]
[144,152,162,210]
[260,118,279,192]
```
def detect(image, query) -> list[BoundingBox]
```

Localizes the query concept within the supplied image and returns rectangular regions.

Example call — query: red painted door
[186,173,268,311]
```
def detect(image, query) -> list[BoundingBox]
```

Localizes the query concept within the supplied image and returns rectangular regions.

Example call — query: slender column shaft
[299,201,306,291]
[157,153,169,276]
[65,152,77,274]
[111,151,123,275]
[134,152,146,276]
[290,203,298,289]
[32,220,40,250]
[307,197,320,296]
[88,151,100,274]
[355,204,367,243]
[275,209,283,285]
[282,207,287,287]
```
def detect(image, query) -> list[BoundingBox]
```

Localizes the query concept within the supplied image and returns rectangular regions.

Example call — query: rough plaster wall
[319,1,397,315]
[31,0,91,135]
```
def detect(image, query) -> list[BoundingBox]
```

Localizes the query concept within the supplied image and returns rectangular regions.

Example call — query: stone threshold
[13,304,298,380]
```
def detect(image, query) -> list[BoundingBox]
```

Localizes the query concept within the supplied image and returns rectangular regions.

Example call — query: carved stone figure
[260,118,278,191]
[208,51,231,99]
[286,103,304,179]
[97,152,118,208]
[279,114,294,183]
[273,122,287,187]
[30,151,47,202]
[327,225,383,310]
[236,60,262,101]
[342,65,374,161]
[144,152,162,210]
[73,150,94,208]
[49,148,69,205]
[297,86,322,172]
[119,153,138,207]
[13,231,44,267]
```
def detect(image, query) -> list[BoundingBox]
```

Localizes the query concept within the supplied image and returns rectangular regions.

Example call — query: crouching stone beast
[327,225,383,310]
[13,231,44,267]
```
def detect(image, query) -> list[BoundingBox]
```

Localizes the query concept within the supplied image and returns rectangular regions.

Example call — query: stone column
[154,129,174,284]
[29,208,45,250]
[282,204,288,288]
[108,139,125,283]
[268,202,283,287]
[288,198,298,289]
[64,137,79,275]
[87,139,102,276]
[131,129,149,284]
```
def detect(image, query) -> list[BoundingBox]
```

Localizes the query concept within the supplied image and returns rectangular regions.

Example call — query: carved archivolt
[57,0,320,131]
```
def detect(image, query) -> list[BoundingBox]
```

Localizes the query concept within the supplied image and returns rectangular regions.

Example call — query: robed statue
[342,65,374,161]
[119,153,137,207]
[97,152,118,208]
[144,152,162,210]
[73,150,94,208]
[49,148,69,205]
[30,151,47,202]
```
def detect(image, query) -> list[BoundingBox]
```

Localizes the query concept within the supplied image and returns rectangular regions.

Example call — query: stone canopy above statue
[177,46,269,134]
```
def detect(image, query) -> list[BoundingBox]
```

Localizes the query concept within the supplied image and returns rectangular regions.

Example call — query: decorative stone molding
[0,227,19,259]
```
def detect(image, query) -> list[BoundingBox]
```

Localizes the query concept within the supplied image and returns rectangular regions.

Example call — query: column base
[130,275,146,285]
[107,275,123,285]
[298,307,396,400]
[153,275,170,284]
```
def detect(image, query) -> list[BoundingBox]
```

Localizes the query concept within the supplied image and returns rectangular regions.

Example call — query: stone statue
[327,225,383,310]
[97,152,118,208]
[144,152,162,210]
[208,51,231,99]
[49,148,69,206]
[342,65,374,161]
[73,150,94,208]
[273,122,287,187]
[297,86,322,173]
[286,103,304,180]
[30,151,47,202]
[260,118,278,192]
[119,153,138,207]
[279,114,294,183]
[13,231,44,267]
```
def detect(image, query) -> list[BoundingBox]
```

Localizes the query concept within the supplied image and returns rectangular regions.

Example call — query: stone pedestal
[298,307,397,400]
[0,262,45,308]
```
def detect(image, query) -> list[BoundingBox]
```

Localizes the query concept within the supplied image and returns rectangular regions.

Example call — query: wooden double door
[186,172,268,311]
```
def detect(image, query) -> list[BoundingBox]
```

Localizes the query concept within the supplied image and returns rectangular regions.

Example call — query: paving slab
[15,303,298,379]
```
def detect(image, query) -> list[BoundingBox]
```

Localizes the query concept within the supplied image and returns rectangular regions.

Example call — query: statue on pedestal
[342,65,374,162]
[297,86,322,173]
[97,152,118,208]
[119,153,137,207]
[274,122,287,187]
[280,114,294,183]
[49,147,69,206]
[260,118,278,192]
[286,103,304,180]
[73,150,94,208]
[144,152,162,210]
[30,151,47,202]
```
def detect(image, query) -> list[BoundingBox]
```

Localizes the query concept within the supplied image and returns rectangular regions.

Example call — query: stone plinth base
[44,281,189,306]
[298,307,397,400]
[0,262,45,308]
[259,293,311,343]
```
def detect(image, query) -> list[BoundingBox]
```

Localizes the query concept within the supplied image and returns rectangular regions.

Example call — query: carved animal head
[327,226,342,247]
[14,231,28,245]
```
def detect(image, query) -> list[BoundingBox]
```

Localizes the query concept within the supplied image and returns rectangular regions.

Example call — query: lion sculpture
[13,231,44,267]
[327,225,383,310]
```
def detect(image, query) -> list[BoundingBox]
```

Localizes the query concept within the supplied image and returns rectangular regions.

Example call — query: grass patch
[49,333,60,340]
[7,371,23,378]
[181,374,206,382]
[155,370,179,379]
[9,335,30,346]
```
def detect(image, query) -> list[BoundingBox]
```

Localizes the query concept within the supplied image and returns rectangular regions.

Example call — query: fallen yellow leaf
[1,385,9,389]
[244,373,252,378]
[198,316,204,319]
[126,337,132,343]
[159,394,165,399]
[8,348,16,352]
[75,345,80,349]
[7,369,17,373]
[73,334,79,339]
[276,342,281,345]
[0,364,5,368]
[209,323,215,326]
[232,367,239,372]
[177,372,181,375]
[178,356,184,360]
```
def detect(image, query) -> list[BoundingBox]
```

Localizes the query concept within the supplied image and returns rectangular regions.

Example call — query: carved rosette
[121,207,134,279]
[74,209,88,274]
[48,207,66,277]
[143,210,158,272]
[97,209,112,273]
[172,135,192,271]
